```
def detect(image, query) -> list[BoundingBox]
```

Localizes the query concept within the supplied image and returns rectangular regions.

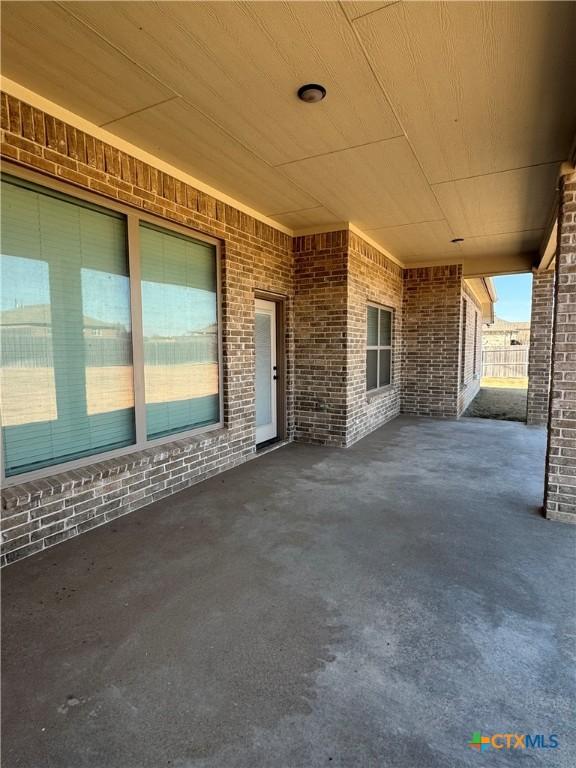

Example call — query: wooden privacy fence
[482,346,529,378]
[0,330,218,368]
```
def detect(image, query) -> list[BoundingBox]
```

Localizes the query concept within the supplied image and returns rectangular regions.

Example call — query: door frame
[254,291,287,446]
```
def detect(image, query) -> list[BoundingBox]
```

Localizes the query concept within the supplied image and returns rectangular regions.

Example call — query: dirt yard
[0,363,218,426]
[464,386,528,422]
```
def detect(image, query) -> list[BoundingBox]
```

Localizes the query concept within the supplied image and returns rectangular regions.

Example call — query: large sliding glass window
[0,176,135,475]
[0,176,135,476]
[0,173,221,481]
[140,224,219,439]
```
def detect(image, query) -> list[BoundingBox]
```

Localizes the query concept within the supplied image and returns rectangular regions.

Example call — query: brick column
[402,265,462,418]
[293,231,349,446]
[545,169,576,522]
[527,269,555,425]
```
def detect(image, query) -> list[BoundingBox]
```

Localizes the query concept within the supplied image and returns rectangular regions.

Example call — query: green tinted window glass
[140,224,219,439]
[0,176,135,476]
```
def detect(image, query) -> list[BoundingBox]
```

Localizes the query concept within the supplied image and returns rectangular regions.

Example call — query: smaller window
[460,298,467,384]
[366,305,393,391]
[473,311,478,374]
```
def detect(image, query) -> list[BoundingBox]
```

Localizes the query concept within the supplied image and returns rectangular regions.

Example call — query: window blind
[139,223,219,439]
[0,177,135,476]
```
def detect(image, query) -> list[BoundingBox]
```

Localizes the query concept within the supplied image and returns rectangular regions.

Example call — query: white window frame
[0,163,224,486]
[461,297,467,385]
[473,309,479,377]
[366,303,394,392]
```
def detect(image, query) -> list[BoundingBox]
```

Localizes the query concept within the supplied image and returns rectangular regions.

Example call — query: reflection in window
[81,267,133,417]
[140,223,219,439]
[0,177,135,476]
[0,254,57,427]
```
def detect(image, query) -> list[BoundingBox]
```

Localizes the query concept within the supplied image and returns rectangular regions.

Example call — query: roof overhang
[465,277,497,324]
[536,158,576,273]
[2,1,575,276]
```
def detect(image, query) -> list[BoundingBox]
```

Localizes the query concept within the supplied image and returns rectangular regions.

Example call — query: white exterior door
[255,299,277,444]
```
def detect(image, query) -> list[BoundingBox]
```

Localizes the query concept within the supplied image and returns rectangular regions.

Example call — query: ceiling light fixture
[297,84,327,103]
[451,238,465,243]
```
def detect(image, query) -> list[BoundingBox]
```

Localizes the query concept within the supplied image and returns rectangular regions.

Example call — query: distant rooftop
[0,304,125,331]
[484,316,530,331]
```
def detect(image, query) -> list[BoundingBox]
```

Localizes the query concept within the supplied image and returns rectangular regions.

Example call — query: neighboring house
[0,304,131,369]
[482,317,531,348]
[0,303,129,336]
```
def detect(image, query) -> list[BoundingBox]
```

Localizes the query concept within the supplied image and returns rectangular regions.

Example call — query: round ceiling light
[297,84,327,103]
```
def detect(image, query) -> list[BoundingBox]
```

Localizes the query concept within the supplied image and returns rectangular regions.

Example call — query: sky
[492,274,533,322]
[1,255,217,335]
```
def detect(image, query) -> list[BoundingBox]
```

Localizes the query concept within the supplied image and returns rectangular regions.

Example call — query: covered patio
[1,2,576,764]
[3,416,573,767]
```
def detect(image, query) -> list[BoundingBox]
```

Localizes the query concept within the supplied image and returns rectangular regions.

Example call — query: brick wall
[293,231,404,447]
[0,91,500,564]
[346,233,403,444]
[0,93,295,565]
[527,269,555,425]
[402,265,463,418]
[293,231,349,446]
[545,170,576,523]
[458,283,482,415]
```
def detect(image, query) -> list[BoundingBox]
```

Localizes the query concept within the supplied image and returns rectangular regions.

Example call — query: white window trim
[0,162,224,486]
[473,309,479,378]
[461,297,468,386]
[366,302,394,393]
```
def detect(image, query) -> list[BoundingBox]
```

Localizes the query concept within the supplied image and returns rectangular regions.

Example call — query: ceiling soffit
[1,0,574,268]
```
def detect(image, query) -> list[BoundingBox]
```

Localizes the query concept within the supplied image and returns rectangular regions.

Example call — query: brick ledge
[1,427,229,511]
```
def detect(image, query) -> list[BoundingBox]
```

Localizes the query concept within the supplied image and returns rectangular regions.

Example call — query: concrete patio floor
[2,416,575,768]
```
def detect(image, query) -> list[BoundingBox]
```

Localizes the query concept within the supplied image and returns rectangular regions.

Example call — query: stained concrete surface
[2,416,575,768]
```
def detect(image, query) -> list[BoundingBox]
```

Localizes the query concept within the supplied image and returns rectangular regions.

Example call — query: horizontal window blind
[140,223,219,439]
[366,305,393,391]
[0,176,135,475]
